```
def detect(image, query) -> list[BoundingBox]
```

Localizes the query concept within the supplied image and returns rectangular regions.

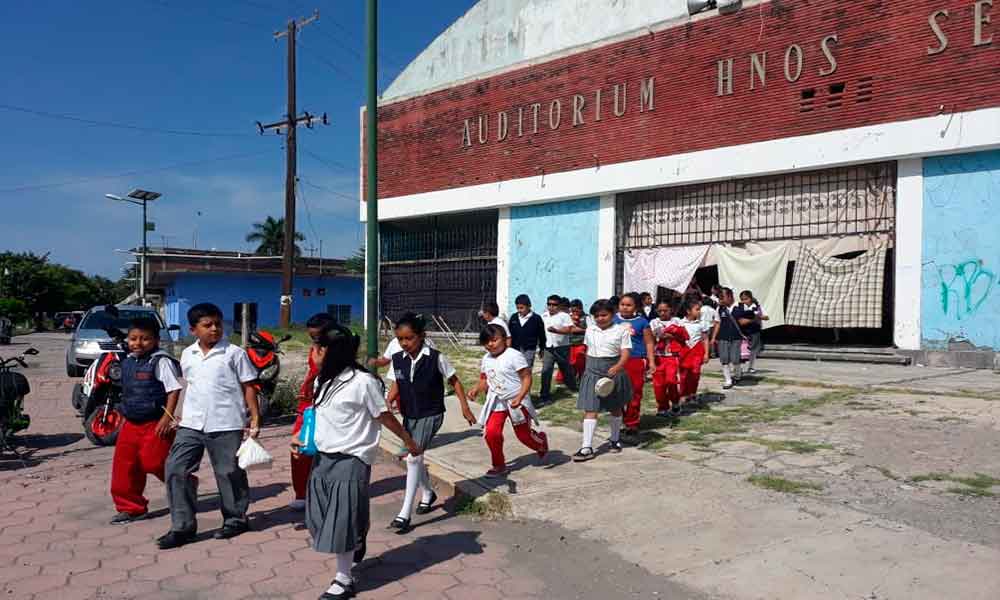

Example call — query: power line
[296,40,363,86]
[0,148,276,194]
[301,147,355,175]
[0,103,254,138]
[146,0,271,32]
[298,177,357,203]
[295,176,320,243]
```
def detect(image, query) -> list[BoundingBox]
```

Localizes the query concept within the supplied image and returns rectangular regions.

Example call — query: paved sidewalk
[382,358,1000,600]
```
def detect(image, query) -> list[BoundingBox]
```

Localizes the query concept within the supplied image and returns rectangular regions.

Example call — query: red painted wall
[369,0,1000,200]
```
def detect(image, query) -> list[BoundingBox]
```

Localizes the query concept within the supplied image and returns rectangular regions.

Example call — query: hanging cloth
[623,245,709,297]
[715,243,792,329]
[786,244,888,329]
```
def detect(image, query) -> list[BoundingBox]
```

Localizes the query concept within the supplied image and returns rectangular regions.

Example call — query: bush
[0,297,29,324]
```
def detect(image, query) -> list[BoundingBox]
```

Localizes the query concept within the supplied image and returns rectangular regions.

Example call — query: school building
[144,248,363,331]
[363,0,1000,367]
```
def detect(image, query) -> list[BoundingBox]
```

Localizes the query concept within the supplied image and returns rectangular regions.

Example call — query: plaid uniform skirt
[576,356,633,412]
[306,452,371,554]
[403,413,444,451]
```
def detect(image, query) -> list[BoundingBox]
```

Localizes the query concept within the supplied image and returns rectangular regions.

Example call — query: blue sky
[0,0,473,278]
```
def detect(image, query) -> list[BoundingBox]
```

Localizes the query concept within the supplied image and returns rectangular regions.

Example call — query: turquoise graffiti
[938,260,996,320]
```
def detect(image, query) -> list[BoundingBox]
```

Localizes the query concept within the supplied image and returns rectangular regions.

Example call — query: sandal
[415,491,438,515]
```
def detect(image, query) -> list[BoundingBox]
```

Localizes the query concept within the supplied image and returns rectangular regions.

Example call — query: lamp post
[106,189,162,306]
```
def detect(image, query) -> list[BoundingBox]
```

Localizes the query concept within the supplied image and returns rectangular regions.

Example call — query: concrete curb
[375,435,494,506]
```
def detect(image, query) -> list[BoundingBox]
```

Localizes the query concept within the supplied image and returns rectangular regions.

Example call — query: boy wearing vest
[109,317,183,524]
[386,313,476,533]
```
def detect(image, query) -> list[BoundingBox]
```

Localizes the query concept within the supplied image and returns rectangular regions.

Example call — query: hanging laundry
[623,245,709,297]
[786,244,887,329]
[715,244,792,329]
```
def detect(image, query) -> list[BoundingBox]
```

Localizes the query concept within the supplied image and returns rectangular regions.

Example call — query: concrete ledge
[898,349,998,370]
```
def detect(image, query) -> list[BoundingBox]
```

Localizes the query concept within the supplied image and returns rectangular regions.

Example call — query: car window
[80,310,165,331]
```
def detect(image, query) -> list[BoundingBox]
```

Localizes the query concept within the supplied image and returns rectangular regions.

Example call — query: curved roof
[383,0,690,102]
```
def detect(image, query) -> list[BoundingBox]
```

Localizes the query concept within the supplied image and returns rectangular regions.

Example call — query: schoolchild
[640,292,655,320]
[386,314,476,533]
[508,294,546,369]
[291,324,422,600]
[739,290,768,374]
[480,301,510,336]
[289,313,336,512]
[468,324,549,478]
[614,293,656,440]
[700,295,721,358]
[567,299,588,380]
[540,294,578,404]
[109,317,183,524]
[677,298,713,409]
[716,288,755,389]
[160,303,260,549]
[367,322,435,371]
[573,299,633,462]
[649,302,689,418]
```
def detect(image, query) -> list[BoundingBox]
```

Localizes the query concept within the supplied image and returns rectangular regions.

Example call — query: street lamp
[106,189,162,306]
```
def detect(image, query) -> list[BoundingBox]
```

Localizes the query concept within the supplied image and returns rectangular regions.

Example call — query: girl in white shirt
[291,324,420,600]
[677,299,712,410]
[573,299,633,462]
[468,324,549,478]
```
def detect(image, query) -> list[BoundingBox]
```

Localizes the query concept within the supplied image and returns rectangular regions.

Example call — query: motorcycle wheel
[71,383,86,413]
[84,407,124,446]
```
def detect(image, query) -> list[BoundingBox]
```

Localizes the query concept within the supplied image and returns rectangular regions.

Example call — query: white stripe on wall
[895,158,924,351]
[497,207,512,317]
[597,195,616,299]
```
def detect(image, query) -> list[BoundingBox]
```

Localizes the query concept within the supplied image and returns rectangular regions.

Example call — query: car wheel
[84,406,123,446]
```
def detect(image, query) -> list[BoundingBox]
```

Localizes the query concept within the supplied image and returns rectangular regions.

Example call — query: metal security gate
[380,210,497,332]
[615,162,897,288]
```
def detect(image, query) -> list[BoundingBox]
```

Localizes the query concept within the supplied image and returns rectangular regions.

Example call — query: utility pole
[365,0,379,358]
[256,9,327,328]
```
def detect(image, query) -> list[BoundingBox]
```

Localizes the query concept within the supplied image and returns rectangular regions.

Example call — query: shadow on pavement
[357,530,485,592]
[369,474,405,498]
[0,432,88,471]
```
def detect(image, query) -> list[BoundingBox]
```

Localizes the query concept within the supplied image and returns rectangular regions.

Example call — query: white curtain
[715,243,792,329]
[623,245,709,296]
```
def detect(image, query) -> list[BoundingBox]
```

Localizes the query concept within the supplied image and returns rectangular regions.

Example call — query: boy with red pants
[109,318,183,524]
[289,313,335,511]
[469,324,548,478]
[650,301,689,418]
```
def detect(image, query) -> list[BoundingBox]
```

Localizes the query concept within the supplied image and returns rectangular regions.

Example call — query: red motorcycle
[78,325,127,446]
[245,330,290,418]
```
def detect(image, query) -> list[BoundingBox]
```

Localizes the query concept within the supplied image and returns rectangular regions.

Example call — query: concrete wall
[384,0,688,101]
[164,273,363,330]
[921,150,1000,351]
[507,197,600,314]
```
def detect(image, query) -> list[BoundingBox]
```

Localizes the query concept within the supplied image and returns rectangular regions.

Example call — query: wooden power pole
[256,10,327,328]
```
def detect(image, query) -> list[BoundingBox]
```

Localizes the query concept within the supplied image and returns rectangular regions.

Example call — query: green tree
[0,298,28,324]
[344,246,365,274]
[245,216,305,256]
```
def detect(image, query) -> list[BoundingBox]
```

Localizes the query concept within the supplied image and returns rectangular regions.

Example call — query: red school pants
[557,344,588,383]
[679,343,706,398]
[484,408,548,470]
[290,399,313,500]
[623,356,648,430]
[110,419,174,515]
[652,355,681,411]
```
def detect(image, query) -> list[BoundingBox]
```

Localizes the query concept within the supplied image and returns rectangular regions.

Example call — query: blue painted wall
[922,150,1000,350]
[508,197,600,315]
[164,273,363,330]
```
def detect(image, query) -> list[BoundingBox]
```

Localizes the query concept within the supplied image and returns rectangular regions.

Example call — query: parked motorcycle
[0,347,38,454]
[246,330,291,418]
[78,323,128,446]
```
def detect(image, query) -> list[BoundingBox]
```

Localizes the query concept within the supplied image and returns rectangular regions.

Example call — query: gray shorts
[718,339,742,366]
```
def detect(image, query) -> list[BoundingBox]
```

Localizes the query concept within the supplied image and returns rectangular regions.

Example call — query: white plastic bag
[236,437,273,471]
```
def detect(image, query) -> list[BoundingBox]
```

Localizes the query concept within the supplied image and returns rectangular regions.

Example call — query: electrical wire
[0,148,276,194]
[295,176,321,244]
[302,147,355,175]
[0,103,254,138]
[298,177,358,204]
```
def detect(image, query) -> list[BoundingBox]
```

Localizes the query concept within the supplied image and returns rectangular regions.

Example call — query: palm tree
[245,216,305,256]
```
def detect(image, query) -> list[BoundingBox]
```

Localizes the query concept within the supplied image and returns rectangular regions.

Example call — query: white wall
[895,159,924,350]
[496,207,512,317]
[597,195,616,298]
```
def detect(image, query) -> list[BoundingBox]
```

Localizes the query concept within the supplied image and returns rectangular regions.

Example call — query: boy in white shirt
[480,301,510,336]
[159,303,260,550]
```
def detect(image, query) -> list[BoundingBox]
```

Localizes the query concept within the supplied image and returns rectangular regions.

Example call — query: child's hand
[406,440,423,457]
[246,417,261,439]
[468,388,479,402]
[290,436,303,456]
[462,408,477,426]
[608,365,623,377]
[154,415,174,439]
[510,397,523,409]
[702,354,711,365]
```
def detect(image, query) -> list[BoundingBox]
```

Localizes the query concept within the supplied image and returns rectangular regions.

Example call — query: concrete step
[760,348,912,365]
[765,344,898,356]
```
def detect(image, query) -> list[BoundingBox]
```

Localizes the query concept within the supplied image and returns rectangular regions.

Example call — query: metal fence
[380,210,498,331]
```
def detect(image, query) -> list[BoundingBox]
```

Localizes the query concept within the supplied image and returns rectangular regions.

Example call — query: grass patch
[868,465,901,481]
[742,438,833,454]
[845,400,879,411]
[947,486,995,498]
[935,415,969,424]
[455,491,513,520]
[669,390,856,437]
[911,472,1000,497]
[747,474,823,494]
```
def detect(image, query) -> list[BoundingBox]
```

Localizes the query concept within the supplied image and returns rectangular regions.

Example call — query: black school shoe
[157,530,196,550]
[608,440,624,453]
[110,511,148,525]
[213,523,249,540]
[415,491,438,515]
[319,580,356,600]
[572,447,595,462]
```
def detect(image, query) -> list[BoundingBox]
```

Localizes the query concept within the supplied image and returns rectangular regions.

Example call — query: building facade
[365,0,1000,364]
[145,249,363,331]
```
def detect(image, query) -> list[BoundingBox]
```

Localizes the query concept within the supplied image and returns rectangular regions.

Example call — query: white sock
[326,552,353,592]
[609,416,622,442]
[582,418,597,449]
[398,453,423,519]
[722,365,732,385]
